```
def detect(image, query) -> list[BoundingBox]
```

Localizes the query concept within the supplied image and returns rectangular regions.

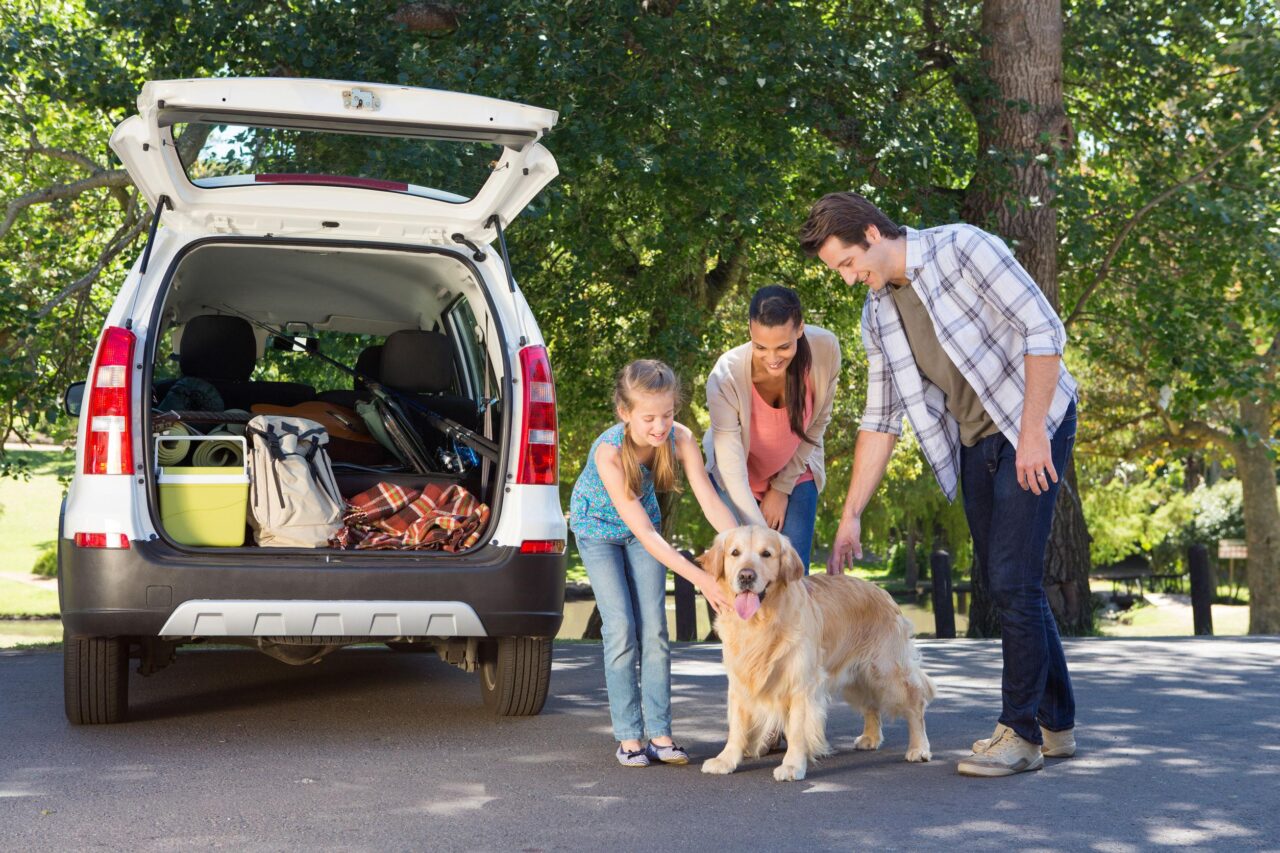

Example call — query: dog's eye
[730,549,741,557]
[761,550,772,558]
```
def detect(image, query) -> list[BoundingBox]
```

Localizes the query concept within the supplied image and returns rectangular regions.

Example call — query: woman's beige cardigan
[703,325,842,528]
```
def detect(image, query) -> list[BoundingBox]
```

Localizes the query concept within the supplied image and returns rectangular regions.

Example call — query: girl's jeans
[575,533,671,741]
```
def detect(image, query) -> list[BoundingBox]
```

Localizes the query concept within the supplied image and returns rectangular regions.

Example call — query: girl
[704,285,842,572]
[569,359,737,767]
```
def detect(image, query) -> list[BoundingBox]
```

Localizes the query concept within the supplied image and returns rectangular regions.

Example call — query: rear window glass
[173,122,505,203]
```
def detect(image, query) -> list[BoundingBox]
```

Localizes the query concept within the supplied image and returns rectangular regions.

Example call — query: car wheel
[63,632,129,725]
[479,636,551,716]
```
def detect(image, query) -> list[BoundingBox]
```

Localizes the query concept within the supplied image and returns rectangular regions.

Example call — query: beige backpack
[245,415,344,547]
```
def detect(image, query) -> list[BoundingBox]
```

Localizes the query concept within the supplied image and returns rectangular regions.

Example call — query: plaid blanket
[331,482,490,552]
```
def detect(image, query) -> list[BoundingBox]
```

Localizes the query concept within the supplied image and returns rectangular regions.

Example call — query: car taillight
[74,533,130,549]
[520,539,566,555]
[83,325,136,475]
[516,345,558,485]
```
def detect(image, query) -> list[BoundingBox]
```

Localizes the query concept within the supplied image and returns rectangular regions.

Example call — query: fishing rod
[208,305,500,463]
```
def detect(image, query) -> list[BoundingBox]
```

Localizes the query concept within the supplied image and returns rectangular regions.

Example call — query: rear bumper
[58,539,565,639]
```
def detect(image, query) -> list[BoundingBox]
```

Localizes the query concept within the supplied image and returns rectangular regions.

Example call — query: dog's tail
[898,614,937,704]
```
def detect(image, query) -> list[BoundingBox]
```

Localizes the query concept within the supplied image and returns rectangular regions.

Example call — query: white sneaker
[957,726,1044,777]
[972,723,1076,758]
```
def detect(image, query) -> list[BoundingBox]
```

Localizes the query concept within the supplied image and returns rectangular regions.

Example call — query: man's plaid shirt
[859,224,1078,501]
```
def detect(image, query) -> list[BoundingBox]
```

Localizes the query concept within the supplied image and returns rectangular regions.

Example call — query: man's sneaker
[972,723,1076,758]
[616,744,651,767]
[957,727,1044,777]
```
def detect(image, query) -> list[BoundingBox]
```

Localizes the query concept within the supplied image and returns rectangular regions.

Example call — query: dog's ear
[779,532,805,584]
[699,533,726,581]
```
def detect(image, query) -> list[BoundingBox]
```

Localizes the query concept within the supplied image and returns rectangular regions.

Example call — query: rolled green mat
[210,410,251,437]
[156,422,194,466]
[191,439,244,468]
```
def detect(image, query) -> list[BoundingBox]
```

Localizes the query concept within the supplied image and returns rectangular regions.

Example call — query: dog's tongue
[735,591,761,621]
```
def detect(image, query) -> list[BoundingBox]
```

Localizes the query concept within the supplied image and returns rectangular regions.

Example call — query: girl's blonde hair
[614,359,683,499]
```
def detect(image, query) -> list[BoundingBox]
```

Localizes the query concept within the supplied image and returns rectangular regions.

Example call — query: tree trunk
[961,0,1093,636]
[1234,396,1280,634]
[903,526,920,591]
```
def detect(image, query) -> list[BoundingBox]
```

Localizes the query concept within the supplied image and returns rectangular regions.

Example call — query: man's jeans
[960,402,1077,745]
[574,534,671,741]
[712,476,819,573]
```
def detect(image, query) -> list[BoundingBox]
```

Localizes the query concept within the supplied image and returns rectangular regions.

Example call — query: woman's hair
[614,359,683,498]
[749,285,814,443]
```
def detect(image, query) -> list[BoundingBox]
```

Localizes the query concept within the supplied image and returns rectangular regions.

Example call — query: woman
[704,285,841,572]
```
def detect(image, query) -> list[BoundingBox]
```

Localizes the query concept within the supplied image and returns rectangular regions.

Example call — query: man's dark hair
[798,192,906,256]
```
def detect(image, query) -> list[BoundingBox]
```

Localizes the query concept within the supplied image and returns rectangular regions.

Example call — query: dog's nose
[737,568,757,587]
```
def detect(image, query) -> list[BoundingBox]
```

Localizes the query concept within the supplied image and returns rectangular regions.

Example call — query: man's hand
[827,515,863,574]
[1016,428,1057,495]
[759,487,788,531]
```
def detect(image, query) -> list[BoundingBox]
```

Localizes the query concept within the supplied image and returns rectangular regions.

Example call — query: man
[799,192,1079,778]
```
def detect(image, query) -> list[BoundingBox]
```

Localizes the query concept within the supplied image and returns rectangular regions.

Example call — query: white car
[59,78,567,723]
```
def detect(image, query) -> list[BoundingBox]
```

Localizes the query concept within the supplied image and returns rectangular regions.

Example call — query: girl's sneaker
[645,741,690,765]
[616,744,651,767]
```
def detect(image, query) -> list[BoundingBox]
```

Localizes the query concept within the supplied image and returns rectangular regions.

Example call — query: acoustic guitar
[249,402,389,466]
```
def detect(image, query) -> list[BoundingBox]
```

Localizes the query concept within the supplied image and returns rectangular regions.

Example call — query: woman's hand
[696,571,733,616]
[759,487,789,531]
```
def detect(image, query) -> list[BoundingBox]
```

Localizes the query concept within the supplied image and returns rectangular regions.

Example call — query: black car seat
[378,330,479,431]
[155,315,315,410]
[315,344,383,410]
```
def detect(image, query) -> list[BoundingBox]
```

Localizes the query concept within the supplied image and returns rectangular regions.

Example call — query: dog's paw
[701,756,737,775]
[773,763,806,782]
[853,734,882,751]
[905,746,932,763]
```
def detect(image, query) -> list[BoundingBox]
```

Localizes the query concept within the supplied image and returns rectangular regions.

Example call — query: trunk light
[74,533,130,549]
[83,325,136,475]
[516,345,558,486]
[520,539,566,555]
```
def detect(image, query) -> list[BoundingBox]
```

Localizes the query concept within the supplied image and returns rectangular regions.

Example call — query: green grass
[0,578,59,617]
[0,449,75,576]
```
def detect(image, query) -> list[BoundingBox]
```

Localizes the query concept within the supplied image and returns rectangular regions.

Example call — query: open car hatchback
[59,78,567,724]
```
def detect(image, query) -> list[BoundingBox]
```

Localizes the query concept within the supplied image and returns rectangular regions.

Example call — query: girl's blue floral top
[569,423,670,540]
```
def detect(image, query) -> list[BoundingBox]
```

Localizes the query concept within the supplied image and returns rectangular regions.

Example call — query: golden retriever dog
[700,526,935,782]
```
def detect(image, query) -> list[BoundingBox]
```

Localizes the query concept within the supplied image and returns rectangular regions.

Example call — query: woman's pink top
[746,374,815,500]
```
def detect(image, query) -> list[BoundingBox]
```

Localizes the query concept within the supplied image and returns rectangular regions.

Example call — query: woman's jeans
[575,534,671,741]
[713,476,819,573]
[960,402,1078,745]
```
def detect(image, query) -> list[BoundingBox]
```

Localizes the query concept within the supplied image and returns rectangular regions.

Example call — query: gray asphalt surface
[2,637,1278,852]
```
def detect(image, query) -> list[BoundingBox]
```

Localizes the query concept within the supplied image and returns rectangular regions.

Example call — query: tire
[479,636,551,716]
[63,632,129,725]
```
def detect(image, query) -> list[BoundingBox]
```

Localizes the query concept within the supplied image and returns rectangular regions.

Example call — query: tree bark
[961,0,1093,637]
[1234,396,1280,634]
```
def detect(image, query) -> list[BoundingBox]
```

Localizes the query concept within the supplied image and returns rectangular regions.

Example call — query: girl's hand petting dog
[697,569,733,616]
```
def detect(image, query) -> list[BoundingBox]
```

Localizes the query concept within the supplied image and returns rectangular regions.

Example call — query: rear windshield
[173,121,505,203]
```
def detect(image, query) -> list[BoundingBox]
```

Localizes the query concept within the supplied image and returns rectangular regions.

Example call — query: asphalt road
[2,637,1279,852]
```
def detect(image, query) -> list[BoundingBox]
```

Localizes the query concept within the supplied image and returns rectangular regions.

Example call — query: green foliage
[31,544,57,577]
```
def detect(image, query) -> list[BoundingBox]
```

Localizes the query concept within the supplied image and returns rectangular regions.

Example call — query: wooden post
[582,604,603,640]
[1188,543,1214,636]
[930,549,956,639]
[674,549,698,641]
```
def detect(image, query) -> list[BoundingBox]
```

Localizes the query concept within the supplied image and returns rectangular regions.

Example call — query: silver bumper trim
[157,600,488,638]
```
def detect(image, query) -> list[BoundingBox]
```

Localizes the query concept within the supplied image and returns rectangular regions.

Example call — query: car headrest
[179,315,256,382]
[353,344,383,391]
[380,331,453,394]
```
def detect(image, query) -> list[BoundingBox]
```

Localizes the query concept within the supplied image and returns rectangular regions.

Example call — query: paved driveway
[2,638,1278,851]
